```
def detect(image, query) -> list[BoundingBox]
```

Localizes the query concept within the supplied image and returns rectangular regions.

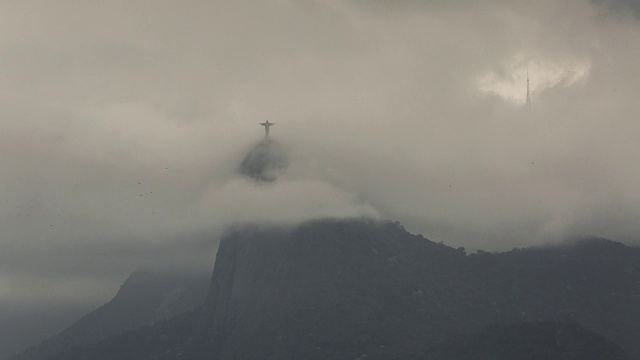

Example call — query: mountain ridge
[9,270,209,360]
[18,218,640,359]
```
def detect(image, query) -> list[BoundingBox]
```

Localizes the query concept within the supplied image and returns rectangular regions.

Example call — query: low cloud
[1,0,640,316]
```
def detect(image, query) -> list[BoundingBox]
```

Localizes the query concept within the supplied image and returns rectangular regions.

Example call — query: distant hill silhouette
[9,270,209,360]
[23,219,640,360]
[0,304,90,359]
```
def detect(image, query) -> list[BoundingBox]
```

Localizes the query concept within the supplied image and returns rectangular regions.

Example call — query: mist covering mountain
[238,139,289,183]
[3,1,640,360]
[0,306,91,359]
[11,141,640,360]
[4,5,640,354]
[25,218,638,360]
[9,270,209,360]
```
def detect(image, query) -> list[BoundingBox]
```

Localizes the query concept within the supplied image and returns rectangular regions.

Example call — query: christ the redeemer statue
[259,120,275,137]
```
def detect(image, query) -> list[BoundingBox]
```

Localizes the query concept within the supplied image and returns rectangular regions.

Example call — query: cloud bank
[1,0,640,314]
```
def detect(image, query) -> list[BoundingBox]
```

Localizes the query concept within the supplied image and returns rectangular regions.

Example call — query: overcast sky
[2,0,640,324]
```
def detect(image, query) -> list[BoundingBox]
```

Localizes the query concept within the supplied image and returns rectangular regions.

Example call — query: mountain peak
[238,139,289,183]
[32,219,640,360]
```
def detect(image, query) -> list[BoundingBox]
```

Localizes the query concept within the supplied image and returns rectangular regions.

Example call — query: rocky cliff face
[192,219,468,359]
[41,219,640,360]
[190,220,640,359]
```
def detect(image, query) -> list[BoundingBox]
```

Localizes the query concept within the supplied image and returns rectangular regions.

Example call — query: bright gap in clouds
[477,53,591,104]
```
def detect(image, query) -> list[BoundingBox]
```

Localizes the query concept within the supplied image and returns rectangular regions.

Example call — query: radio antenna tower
[526,69,531,108]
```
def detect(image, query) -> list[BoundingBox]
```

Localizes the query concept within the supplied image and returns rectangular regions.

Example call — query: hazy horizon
[2,0,640,356]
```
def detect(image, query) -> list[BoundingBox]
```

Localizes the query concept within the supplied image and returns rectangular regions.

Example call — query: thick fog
[1,0,640,334]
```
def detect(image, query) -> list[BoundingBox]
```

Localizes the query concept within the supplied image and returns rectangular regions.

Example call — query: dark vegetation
[417,321,628,360]
[15,219,640,360]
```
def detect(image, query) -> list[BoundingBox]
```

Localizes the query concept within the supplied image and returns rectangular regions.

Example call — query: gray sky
[1,0,640,317]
